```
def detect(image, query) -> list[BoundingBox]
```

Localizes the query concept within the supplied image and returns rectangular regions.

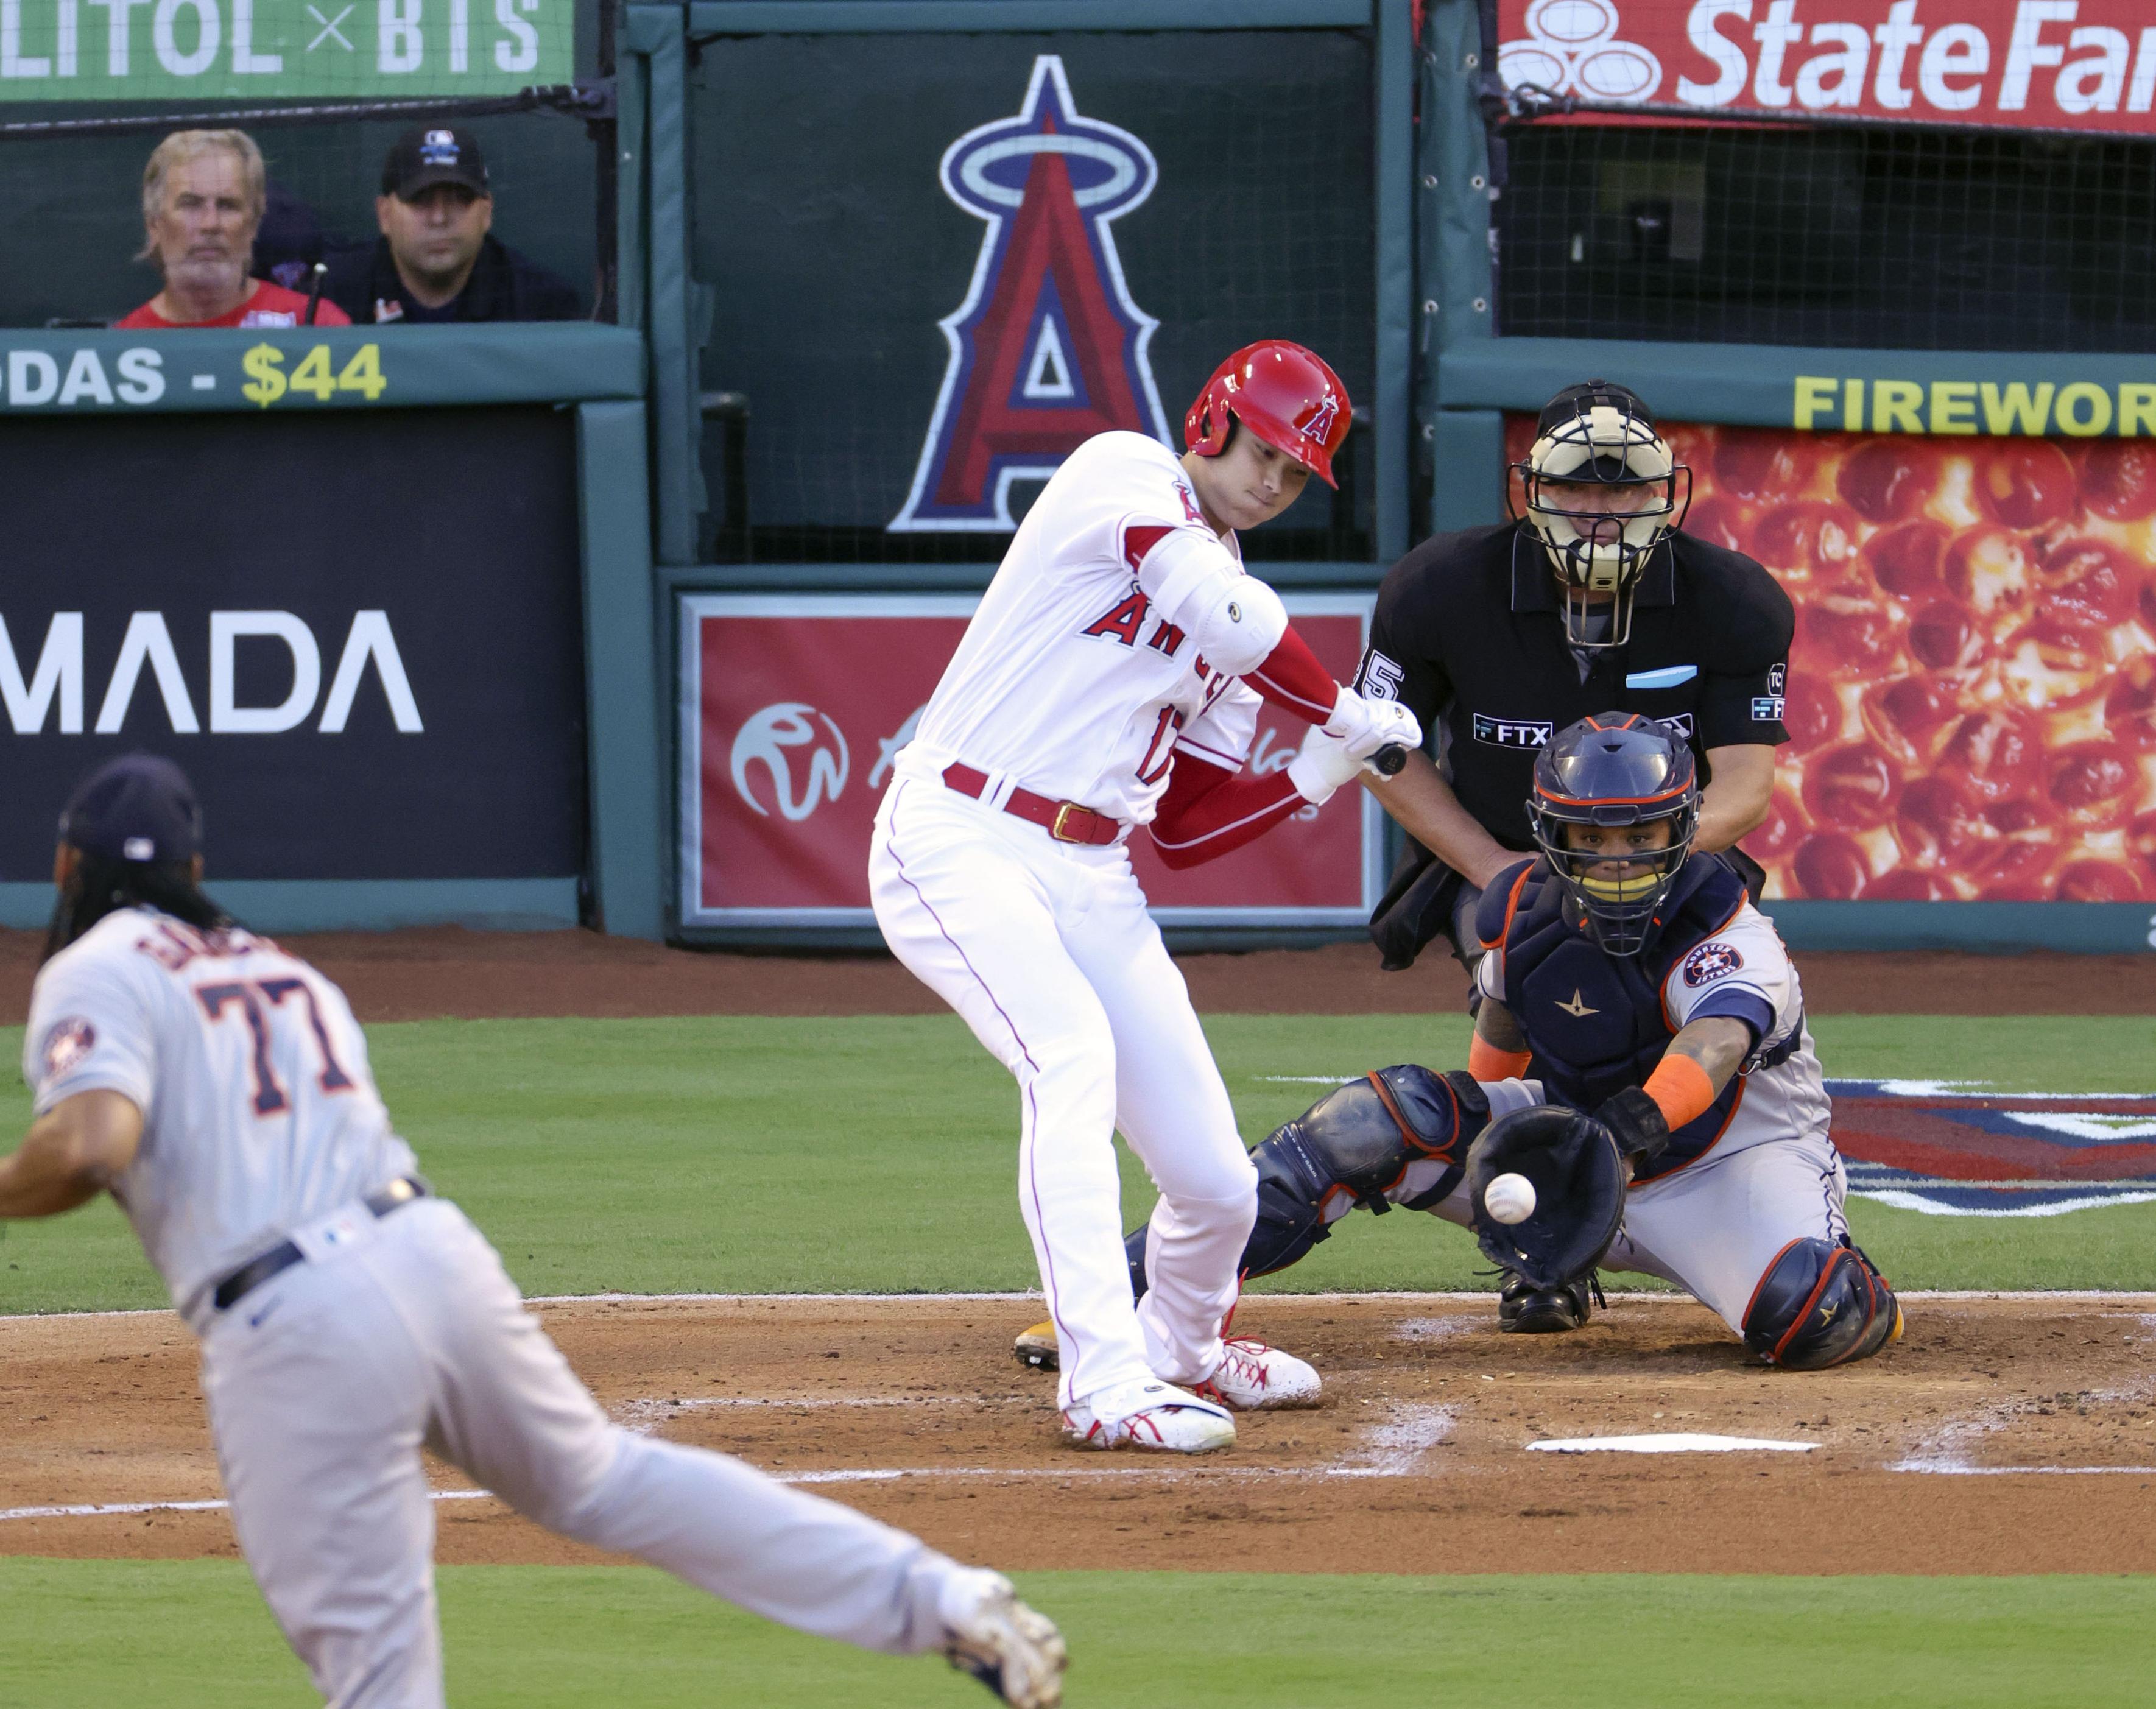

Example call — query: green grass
[2,1015,2152,1314]
[0,1559,2149,1708]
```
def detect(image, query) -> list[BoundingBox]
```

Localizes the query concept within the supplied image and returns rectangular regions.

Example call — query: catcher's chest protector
[1499,857,1748,1182]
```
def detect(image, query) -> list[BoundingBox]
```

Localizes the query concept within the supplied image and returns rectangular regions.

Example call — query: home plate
[1529,1433,1816,1454]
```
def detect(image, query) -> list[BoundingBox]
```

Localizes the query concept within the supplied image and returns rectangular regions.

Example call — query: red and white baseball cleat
[1192,1337,1323,1410]
[1060,1378,1236,1453]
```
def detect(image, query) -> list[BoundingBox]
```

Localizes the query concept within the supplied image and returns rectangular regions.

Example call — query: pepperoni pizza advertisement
[677,594,1384,929]
[1503,417,2156,902]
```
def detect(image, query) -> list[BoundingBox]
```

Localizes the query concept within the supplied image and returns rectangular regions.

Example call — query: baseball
[1485,1172,1537,1224]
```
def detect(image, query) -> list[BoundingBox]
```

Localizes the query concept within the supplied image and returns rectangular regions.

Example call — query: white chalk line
[0,1490,494,1524]
[14,1288,2156,1327]
[1892,1465,2156,1476]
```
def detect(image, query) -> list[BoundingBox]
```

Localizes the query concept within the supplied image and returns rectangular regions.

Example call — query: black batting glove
[1594,1087,1670,1166]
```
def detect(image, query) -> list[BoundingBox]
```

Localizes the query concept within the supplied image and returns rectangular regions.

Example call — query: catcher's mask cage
[1527,713,1700,957]
[1508,380,1690,649]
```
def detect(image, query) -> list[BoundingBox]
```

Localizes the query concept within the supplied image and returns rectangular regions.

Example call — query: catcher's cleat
[939,1569,1068,1709]
[1014,1320,1058,1372]
[1192,1337,1323,1410]
[1498,1270,1597,1334]
[1062,1379,1236,1453]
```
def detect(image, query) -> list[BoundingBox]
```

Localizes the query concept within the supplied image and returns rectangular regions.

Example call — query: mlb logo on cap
[59,753,203,864]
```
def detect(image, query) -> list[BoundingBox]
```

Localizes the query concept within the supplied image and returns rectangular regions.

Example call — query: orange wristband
[1468,1035,1533,1082]
[1644,1053,1717,1130]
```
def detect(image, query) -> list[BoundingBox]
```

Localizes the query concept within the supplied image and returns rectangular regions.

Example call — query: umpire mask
[1510,381,1689,649]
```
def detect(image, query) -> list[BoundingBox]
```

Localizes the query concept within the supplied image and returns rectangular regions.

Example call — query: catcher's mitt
[1464,1104,1627,1291]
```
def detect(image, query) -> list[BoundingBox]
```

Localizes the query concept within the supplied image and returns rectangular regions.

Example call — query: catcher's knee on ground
[1741,1238,1903,1370]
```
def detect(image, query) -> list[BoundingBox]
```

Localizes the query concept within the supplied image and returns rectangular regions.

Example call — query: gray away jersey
[23,908,418,1329]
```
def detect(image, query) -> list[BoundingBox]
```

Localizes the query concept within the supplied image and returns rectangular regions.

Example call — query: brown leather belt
[940,763,1123,846]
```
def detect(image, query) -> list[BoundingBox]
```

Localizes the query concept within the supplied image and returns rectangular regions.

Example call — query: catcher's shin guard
[1741,1238,1903,1370]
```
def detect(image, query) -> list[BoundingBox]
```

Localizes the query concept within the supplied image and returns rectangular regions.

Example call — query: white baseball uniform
[26,909,995,1708]
[869,431,1314,1416]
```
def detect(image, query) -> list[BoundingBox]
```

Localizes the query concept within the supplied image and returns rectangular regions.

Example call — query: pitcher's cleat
[1192,1337,1323,1410]
[1061,1378,1235,1453]
[940,1569,1068,1709]
[1014,1319,1058,1372]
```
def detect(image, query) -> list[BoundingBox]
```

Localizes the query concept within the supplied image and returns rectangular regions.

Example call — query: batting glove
[1286,729,1363,805]
[1323,686,1423,763]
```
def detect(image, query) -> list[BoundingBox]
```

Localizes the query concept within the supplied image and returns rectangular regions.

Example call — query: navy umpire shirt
[1355,521,1793,851]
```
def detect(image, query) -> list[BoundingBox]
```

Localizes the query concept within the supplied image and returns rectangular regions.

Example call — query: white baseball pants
[199,1197,965,1709]
[868,777,1258,1414]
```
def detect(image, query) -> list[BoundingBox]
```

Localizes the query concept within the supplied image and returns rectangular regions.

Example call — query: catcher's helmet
[1528,712,1699,956]
[1509,379,1689,649]
[1184,340,1352,489]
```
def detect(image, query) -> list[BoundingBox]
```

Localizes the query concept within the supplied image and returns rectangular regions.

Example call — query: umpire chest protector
[1486,854,1749,1181]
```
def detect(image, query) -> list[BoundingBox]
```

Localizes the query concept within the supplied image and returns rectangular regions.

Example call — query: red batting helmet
[1183,340,1353,489]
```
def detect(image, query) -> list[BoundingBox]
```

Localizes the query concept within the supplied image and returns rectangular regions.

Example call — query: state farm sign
[1500,0,2156,133]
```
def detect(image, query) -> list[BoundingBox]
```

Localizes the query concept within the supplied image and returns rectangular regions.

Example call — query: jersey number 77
[197,978,356,1116]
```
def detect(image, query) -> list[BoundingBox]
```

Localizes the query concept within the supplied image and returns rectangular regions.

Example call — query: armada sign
[1499,0,2156,134]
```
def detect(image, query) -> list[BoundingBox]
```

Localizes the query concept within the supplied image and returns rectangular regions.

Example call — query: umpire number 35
[197,978,356,1116]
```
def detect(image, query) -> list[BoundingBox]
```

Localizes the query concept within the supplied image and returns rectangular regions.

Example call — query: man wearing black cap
[322,125,581,325]
[0,753,1067,1709]
[1351,381,1791,1325]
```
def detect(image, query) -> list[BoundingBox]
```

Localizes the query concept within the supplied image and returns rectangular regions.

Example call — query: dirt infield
[4,1294,2152,1576]
[2,928,2151,1025]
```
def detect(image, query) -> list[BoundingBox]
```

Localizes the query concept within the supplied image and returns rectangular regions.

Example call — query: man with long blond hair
[118,130,350,329]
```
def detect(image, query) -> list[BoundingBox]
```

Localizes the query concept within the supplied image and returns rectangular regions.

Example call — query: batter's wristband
[1644,1053,1716,1130]
[1468,1036,1532,1082]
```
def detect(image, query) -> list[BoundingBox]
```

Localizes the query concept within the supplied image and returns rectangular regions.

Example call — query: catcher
[1018,712,1901,1372]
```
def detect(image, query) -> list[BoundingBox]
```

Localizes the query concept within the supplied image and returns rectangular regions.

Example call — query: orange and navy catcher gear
[1526,711,1700,957]
[1183,340,1352,489]
[1741,1236,1903,1369]
[1121,1066,1492,1300]
[1475,848,1789,1184]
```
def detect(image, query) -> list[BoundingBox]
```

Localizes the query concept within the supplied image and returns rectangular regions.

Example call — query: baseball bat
[1370,744,1408,776]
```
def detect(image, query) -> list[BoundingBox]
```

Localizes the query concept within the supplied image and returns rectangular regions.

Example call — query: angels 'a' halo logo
[890,55,1170,534]
[1499,0,1663,104]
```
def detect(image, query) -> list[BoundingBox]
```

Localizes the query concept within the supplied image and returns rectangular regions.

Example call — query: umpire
[1358,379,1791,982]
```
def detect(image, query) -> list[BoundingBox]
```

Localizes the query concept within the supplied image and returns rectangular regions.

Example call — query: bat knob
[1370,744,1408,777]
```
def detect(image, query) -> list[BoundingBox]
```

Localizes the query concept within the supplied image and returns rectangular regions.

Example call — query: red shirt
[116,281,353,329]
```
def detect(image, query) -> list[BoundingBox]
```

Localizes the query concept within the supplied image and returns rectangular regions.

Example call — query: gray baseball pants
[199,1197,960,1708]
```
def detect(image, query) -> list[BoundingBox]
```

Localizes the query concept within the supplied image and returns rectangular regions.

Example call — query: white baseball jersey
[898,431,1264,824]
[24,907,415,1328]
[1476,898,1831,1163]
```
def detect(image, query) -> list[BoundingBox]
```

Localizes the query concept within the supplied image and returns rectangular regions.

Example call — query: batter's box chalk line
[1529,1434,1817,1454]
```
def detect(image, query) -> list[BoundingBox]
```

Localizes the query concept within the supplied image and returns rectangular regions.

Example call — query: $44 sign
[241,344,388,408]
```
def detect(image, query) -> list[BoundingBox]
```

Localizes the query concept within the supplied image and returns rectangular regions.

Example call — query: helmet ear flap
[1184,384,1233,459]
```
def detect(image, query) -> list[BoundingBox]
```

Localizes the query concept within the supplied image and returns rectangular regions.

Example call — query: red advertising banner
[1504,417,2156,900]
[1499,1,2156,135]
[678,594,1383,926]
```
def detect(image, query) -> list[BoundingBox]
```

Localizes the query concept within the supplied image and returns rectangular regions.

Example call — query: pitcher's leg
[1066,884,1255,1388]
[871,787,1153,1408]
[390,1203,968,1654]
[200,1257,442,1709]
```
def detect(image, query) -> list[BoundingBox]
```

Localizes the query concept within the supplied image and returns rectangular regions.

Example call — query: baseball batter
[3,755,1066,1709]
[1090,714,1901,1372]
[870,342,1421,1451]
